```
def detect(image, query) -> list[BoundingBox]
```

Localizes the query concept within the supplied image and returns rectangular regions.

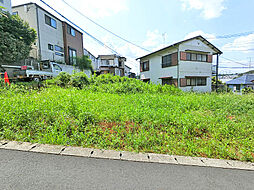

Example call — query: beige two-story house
[12,3,65,62]
[137,36,222,92]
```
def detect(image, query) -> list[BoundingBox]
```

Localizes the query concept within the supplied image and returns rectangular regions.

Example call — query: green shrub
[70,72,89,89]
[55,72,71,87]
[242,87,254,94]
[88,74,182,94]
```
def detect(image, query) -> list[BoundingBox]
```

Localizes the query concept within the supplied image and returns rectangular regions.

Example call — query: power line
[221,57,249,66]
[208,31,254,40]
[60,0,151,53]
[219,67,254,69]
[39,0,140,71]
[223,49,254,52]
[39,0,120,55]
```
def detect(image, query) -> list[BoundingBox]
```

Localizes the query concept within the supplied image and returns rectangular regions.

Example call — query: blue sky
[12,0,254,74]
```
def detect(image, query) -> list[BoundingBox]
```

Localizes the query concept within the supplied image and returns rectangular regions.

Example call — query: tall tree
[0,12,36,65]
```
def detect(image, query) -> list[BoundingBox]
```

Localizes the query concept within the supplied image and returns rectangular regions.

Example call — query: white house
[12,3,65,63]
[137,36,222,92]
[124,65,131,77]
[84,48,98,70]
[0,0,12,14]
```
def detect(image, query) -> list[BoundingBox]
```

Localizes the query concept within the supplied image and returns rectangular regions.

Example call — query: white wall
[178,40,215,92]
[140,48,178,84]
[59,64,91,77]
[37,8,64,62]
[84,49,98,70]
[0,0,12,14]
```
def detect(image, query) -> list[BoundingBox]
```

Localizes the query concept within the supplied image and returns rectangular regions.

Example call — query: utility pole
[216,54,219,92]
[248,57,252,70]
[162,33,167,47]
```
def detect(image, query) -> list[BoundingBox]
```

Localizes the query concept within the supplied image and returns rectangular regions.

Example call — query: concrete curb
[1,140,254,171]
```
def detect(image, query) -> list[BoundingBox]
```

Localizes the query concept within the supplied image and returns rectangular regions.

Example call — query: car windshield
[53,64,62,71]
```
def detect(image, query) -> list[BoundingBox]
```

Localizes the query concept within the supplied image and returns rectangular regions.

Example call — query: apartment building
[137,36,222,92]
[62,22,84,65]
[13,3,65,62]
[0,0,12,14]
[97,55,127,77]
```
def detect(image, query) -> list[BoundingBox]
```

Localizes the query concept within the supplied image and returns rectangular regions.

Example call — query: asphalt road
[0,149,253,190]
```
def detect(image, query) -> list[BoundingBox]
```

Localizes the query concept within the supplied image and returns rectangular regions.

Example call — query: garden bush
[70,72,90,89]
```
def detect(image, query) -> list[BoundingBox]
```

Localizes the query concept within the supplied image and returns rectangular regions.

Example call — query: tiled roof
[226,74,254,85]
[136,35,223,60]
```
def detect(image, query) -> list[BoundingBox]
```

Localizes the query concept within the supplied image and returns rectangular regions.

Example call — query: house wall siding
[13,4,65,63]
[0,0,12,13]
[37,8,64,62]
[13,5,39,59]
[140,48,178,84]
[62,22,84,65]
[178,40,214,92]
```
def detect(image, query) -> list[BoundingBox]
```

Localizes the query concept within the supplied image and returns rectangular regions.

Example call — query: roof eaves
[136,35,223,60]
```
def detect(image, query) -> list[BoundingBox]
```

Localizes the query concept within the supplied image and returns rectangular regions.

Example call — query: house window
[197,78,207,86]
[186,77,207,86]
[191,54,197,61]
[55,45,64,53]
[236,84,241,91]
[197,54,202,61]
[69,48,77,65]
[101,60,109,65]
[162,78,173,85]
[202,54,207,62]
[48,44,53,51]
[109,60,114,66]
[53,64,62,71]
[162,54,172,68]
[142,79,150,83]
[141,61,149,72]
[45,15,57,28]
[13,11,18,16]
[67,25,76,36]
[186,53,208,62]
[55,52,64,57]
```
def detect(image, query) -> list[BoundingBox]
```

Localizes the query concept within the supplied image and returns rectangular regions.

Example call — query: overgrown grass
[0,75,253,162]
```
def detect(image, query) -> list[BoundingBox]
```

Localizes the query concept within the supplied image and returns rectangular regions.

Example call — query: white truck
[2,61,63,82]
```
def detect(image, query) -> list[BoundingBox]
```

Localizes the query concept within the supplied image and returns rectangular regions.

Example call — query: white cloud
[12,0,129,18]
[181,0,226,19]
[184,30,216,41]
[62,0,129,18]
[142,30,163,48]
[222,34,254,53]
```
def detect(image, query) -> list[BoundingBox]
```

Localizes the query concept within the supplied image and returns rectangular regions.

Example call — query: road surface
[0,149,253,190]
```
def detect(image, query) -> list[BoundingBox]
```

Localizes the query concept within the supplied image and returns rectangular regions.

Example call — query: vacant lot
[0,76,253,162]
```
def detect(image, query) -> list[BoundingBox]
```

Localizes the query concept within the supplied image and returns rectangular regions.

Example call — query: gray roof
[226,74,254,85]
[136,35,223,60]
